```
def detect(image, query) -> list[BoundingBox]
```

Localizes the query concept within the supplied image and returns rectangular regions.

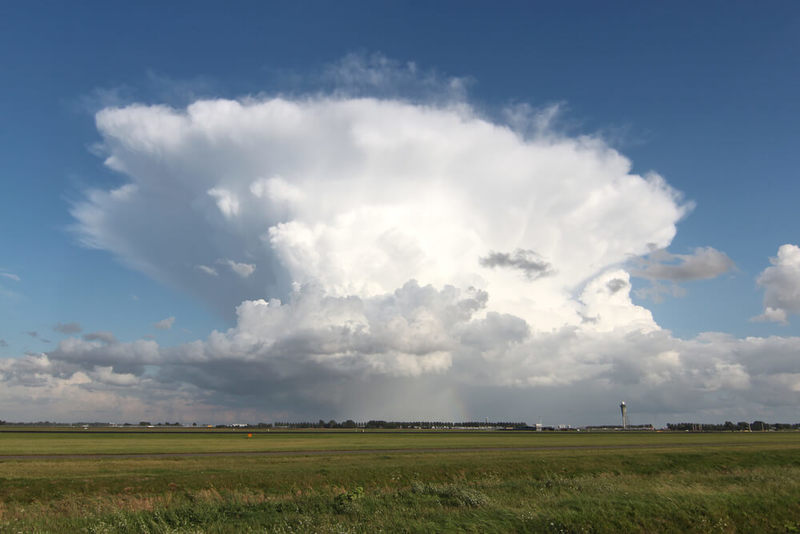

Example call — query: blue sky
[1,2,799,424]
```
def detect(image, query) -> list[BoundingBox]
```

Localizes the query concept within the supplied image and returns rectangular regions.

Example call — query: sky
[1,2,799,426]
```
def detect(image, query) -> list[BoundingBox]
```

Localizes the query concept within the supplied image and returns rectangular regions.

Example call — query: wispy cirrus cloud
[196,265,218,276]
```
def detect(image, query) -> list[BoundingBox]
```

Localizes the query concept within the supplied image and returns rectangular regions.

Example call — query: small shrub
[333,486,364,514]
[410,481,488,508]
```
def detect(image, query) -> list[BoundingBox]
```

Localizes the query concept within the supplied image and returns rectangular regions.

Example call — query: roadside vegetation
[1,431,799,532]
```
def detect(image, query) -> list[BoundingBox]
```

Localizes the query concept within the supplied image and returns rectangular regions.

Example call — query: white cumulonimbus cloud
[1,62,797,424]
[754,244,800,324]
[71,94,688,331]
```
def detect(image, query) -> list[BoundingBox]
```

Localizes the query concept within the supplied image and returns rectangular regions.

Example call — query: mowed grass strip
[1,429,799,456]
[1,432,800,532]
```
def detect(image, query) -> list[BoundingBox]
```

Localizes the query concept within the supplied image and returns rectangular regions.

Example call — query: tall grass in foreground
[2,439,800,532]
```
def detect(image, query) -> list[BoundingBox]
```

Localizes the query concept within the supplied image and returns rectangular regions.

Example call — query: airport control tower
[620,401,628,429]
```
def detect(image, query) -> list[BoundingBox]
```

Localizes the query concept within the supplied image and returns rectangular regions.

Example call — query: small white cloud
[207,187,240,218]
[754,244,800,324]
[196,265,218,276]
[631,246,734,282]
[83,331,117,344]
[91,365,139,386]
[219,259,255,278]
[110,183,137,201]
[630,246,735,302]
[752,307,788,325]
[0,272,20,282]
[54,322,82,334]
[250,176,305,213]
[153,316,175,330]
[479,249,553,280]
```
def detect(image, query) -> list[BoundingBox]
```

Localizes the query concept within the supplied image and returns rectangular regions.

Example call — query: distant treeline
[666,421,800,431]
[272,420,528,429]
[584,424,654,430]
[0,420,524,429]
[4,419,800,431]
[0,421,124,426]
[0,421,191,427]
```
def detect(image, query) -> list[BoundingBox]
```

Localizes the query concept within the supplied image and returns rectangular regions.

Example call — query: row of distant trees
[272,420,528,429]
[0,420,525,429]
[137,422,183,426]
[666,421,800,431]
[0,421,194,427]
[3,419,799,431]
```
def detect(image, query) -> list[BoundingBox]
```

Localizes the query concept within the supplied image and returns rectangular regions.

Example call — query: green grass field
[1,430,800,532]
